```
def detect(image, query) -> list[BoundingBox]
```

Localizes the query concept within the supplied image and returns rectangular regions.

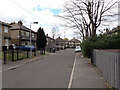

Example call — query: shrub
[80,35,120,58]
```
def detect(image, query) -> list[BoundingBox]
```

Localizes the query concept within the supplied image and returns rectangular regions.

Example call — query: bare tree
[73,31,83,41]
[58,0,118,40]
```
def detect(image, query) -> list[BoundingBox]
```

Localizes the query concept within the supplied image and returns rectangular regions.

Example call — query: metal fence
[2,50,36,64]
[92,49,120,89]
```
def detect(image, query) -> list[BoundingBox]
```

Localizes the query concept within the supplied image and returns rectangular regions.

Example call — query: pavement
[2,49,108,88]
[71,52,107,88]
[2,51,51,71]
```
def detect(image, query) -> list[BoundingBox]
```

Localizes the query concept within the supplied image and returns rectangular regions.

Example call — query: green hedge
[80,35,120,58]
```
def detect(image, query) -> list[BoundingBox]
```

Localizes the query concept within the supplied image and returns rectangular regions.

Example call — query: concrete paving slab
[71,52,107,88]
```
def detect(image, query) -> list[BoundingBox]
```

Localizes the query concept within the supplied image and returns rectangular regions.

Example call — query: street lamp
[30,22,38,57]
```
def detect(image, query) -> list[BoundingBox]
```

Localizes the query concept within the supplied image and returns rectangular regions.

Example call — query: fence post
[12,50,14,62]
[17,51,19,60]
[27,50,29,58]
[4,51,6,64]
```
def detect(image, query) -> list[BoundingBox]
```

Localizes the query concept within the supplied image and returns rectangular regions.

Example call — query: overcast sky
[0,0,118,40]
[0,0,73,39]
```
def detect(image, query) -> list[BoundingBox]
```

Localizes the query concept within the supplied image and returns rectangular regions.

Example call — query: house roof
[70,38,80,43]
[46,34,55,41]
[109,26,120,33]
[0,21,11,27]
[55,37,64,42]
[10,21,36,33]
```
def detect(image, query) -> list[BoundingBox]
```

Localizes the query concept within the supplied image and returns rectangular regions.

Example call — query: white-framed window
[4,26,8,33]
[26,32,29,37]
[32,33,34,37]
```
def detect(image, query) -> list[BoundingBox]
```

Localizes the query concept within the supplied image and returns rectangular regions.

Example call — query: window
[32,33,34,37]
[21,31,24,36]
[4,26,8,33]
[26,32,29,37]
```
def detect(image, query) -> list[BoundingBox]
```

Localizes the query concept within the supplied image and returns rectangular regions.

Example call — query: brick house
[56,37,80,49]
[0,21,11,50]
[69,37,81,48]
[10,21,37,46]
[45,34,56,51]
[64,39,70,48]
[55,37,65,49]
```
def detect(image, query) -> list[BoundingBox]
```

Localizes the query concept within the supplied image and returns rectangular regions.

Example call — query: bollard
[12,50,14,62]
[4,51,6,64]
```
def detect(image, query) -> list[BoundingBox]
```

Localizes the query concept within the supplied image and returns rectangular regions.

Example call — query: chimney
[18,20,23,25]
[46,34,48,36]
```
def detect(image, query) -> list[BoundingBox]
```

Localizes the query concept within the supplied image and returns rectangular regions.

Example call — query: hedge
[80,34,120,58]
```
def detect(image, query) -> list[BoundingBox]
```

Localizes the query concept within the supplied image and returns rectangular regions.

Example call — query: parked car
[75,46,81,52]
[12,44,17,49]
[17,46,25,50]
[9,44,18,50]
[18,45,36,52]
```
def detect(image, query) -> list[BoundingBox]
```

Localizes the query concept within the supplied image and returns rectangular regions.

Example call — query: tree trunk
[85,29,88,39]
[91,22,97,37]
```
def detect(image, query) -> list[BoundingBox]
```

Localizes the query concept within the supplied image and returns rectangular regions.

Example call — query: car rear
[75,46,81,52]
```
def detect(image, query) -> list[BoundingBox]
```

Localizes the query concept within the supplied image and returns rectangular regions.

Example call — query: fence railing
[92,49,120,90]
[2,50,36,64]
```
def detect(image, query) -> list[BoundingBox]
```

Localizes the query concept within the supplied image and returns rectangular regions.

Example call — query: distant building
[107,26,120,35]
[64,39,69,48]
[69,37,81,48]
[55,37,81,49]
[0,21,11,50]
[10,20,37,46]
[45,34,56,51]
[55,37,65,50]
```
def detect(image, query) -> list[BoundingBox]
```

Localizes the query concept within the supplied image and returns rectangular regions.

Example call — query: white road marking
[67,53,78,89]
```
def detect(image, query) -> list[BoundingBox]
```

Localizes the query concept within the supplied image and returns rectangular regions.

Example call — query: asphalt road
[3,49,76,88]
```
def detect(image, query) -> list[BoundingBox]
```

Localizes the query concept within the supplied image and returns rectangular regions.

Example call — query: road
[3,49,76,88]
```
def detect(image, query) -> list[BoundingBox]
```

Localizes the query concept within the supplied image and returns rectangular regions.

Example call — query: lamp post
[30,22,38,57]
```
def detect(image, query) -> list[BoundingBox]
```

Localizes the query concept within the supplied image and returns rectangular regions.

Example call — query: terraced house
[10,20,37,46]
[0,21,11,50]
